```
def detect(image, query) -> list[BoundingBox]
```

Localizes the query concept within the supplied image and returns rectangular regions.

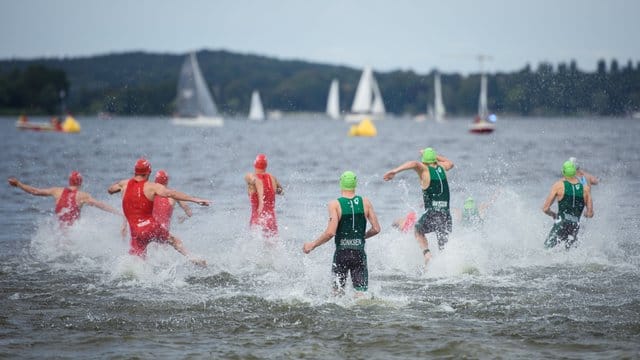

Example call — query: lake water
[1,115,639,359]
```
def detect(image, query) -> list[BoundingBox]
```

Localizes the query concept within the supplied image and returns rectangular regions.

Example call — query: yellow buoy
[62,115,81,133]
[348,118,377,137]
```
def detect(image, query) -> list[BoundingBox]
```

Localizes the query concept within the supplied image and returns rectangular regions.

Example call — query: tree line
[0,50,638,117]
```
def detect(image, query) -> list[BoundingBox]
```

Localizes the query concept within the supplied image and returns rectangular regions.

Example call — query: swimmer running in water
[108,158,209,266]
[8,172,121,227]
[303,171,381,297]
[542,160,594,249]
[245,154,284,239]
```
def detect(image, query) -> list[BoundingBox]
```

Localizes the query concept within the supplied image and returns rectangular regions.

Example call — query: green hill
[1,50,639,116]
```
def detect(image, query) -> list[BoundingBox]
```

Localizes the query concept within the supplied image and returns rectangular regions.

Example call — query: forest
[1,50,638,117]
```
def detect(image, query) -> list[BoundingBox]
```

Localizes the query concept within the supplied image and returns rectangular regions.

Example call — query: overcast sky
[1,0,638,74]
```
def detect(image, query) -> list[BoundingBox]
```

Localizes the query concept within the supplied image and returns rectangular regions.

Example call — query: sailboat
[326,79,340,119]
[344,66,386,122]
[172,52,224,127]
[248,90,265,121]
[469,73,496,134]
[433,73,446,122]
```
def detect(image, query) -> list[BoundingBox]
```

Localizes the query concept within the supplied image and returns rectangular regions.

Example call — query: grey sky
[1,0,638,74]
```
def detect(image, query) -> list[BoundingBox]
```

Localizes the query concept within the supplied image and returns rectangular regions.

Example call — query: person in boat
[383,148,454,263]
[244,154,284,239]
[7,172,121,227]
[542,161,594,249]
[568,157,599,187]
[303,171,381,296]
[50,117,63,131]
[108,158,209,265]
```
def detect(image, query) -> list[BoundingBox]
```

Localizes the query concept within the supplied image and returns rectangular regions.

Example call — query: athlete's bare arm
[177,201,193,217]
[80,192,122,215]
[363,197,381,239]
[153,183,210,206]
[583,185,594,218]
[436,154,454,171]
[383,160,422,181]
[303,200,340,254]
[8,177,59,197]
[542,181,562,219]
[273,175,284,195]
[107,179,128,194]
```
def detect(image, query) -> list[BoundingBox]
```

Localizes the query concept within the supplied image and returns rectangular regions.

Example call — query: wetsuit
[415,165,452,249]
[55,188,80,226]
[333,196,368,292]
[153,196,174,231]
[123,179,169,256]
[249,173,278,237]
[544,181,585,249]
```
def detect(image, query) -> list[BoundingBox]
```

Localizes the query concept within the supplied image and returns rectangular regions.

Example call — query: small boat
[344,66,386,122]
[326,79,340,119]
[248,90,265,121]
[172,52,224,127]
[469,72,495,134]
[16,115,80,133]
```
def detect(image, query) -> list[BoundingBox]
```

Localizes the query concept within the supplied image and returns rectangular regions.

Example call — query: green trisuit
[333,196,368,292]
[416,165,452,250]
[544,181,585,249]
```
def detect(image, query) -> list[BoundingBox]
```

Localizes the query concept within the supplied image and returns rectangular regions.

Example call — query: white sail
[478,73,489,120]
[346,66,386,122]
[434,73,446,122]
[371,76,386,115]
[351,66,373,113]
[249,90,265,121]
[173,52,223,127]
[326,79,340,119]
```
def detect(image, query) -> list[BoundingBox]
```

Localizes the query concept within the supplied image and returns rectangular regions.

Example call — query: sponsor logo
[137,219,151,227]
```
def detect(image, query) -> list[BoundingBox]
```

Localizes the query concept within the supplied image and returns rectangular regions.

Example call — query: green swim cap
[421,147,437,163]
[340,171,357,190]
[464,197,476,210]
[562,160,576,177]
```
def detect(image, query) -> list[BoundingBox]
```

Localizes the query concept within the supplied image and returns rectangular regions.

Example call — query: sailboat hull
[469,121,495,134]
[171,116,224,127]
[344,113,384,123]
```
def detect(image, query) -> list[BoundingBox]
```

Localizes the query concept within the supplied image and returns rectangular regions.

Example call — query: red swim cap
[68,171,83,186]
[254,154,268,170]
[154,170,169,185]
[134,158,151,175]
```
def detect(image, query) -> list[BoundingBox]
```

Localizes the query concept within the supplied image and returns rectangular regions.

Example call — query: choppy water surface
[1,115,639,359]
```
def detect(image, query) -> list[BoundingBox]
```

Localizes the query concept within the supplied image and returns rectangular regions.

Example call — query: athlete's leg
[350,251,368,292]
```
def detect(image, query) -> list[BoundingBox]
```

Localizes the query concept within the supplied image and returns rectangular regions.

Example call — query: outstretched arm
[84,195,122,216]
[383,161,421,181]
[155,185,210,206]
[303,201,340,254]
[108,179,127,195]
[8,177,57,197]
